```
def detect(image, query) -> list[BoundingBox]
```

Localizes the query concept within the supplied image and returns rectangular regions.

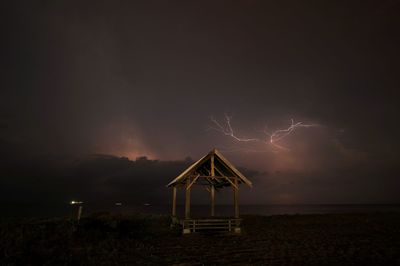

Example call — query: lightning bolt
[209,115,260,142]
[208,114,317,151]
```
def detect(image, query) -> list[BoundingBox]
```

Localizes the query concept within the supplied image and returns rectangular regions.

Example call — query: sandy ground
[1,213,400,265]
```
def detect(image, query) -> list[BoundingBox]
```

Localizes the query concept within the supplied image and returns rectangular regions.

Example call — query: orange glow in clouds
[92,122,158,160]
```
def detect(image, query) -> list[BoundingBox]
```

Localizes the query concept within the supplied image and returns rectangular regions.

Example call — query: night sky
[1,0,400,206]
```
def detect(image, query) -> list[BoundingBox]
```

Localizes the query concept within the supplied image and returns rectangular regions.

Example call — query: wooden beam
[213,165,225,177]
[197,175,226,179]
[214,149,252,187]
[172,186,177,216]
[223,176,238,190]
[202,177,221,192]
[205,176,214,185]
[214,166,238,189]
[215,159,238,181]
[233,177,239,218]
[211,185,215,217]
[185,177,191,219]
[211,154,215,176]
[203,167,211,175]
[186,174,200,190]
[167,154,210,187]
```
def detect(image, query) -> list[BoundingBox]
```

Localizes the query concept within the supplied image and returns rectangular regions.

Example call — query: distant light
[70,200,83,205]
[144,203,151,206]
[115,202,122,206]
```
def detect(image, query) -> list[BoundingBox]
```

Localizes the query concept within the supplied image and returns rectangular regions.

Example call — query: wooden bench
[181,218,242,234]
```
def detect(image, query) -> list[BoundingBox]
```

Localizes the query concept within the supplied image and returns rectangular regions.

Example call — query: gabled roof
[167,148,252,188]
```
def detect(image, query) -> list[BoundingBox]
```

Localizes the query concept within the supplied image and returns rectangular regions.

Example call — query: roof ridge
[167,149,252,188]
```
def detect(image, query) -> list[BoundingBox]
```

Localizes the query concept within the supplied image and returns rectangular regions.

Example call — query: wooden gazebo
[167,148,252,234]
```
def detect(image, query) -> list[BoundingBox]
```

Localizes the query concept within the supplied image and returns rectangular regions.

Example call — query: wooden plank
[190,226,229,232]
[186,223,230,226]
[187,223,230,226]
[187,221,229,224]
[190,221,235,223]
[185,219,242,222]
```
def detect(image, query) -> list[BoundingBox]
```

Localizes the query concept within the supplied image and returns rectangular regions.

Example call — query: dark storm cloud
[0,154,261,204]
[1,0,400,204]
[0,150,398,206]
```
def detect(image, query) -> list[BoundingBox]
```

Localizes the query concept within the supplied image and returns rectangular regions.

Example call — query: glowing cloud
[208,114,317,151]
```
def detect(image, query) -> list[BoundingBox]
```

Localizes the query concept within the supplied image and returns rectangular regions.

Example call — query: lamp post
[70,200,83,222]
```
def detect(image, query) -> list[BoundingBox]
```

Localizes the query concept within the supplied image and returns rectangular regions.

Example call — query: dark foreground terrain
[1,213,400,265]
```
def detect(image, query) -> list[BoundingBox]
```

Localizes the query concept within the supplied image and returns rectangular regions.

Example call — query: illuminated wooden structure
[167,148,252,234]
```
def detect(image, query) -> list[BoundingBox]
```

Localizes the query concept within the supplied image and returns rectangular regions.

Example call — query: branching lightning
[209,115,260,142]
[208,114,317,151]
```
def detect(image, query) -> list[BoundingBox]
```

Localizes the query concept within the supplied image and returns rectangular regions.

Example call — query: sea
[1,203,400,218]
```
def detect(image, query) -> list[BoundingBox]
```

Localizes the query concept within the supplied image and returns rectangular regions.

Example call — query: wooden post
[185,177,191,219]
[211,185,215,216]
[233,177,239,218]
[172,186,177,216]
[211,152,215,217]
[77,205,83,222]
[211,153,215,176]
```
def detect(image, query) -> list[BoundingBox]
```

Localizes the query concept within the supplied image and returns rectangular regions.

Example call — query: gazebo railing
[181,218,242,233]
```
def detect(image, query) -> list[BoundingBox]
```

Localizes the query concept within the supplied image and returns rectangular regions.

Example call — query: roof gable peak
[167,148,252,188]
